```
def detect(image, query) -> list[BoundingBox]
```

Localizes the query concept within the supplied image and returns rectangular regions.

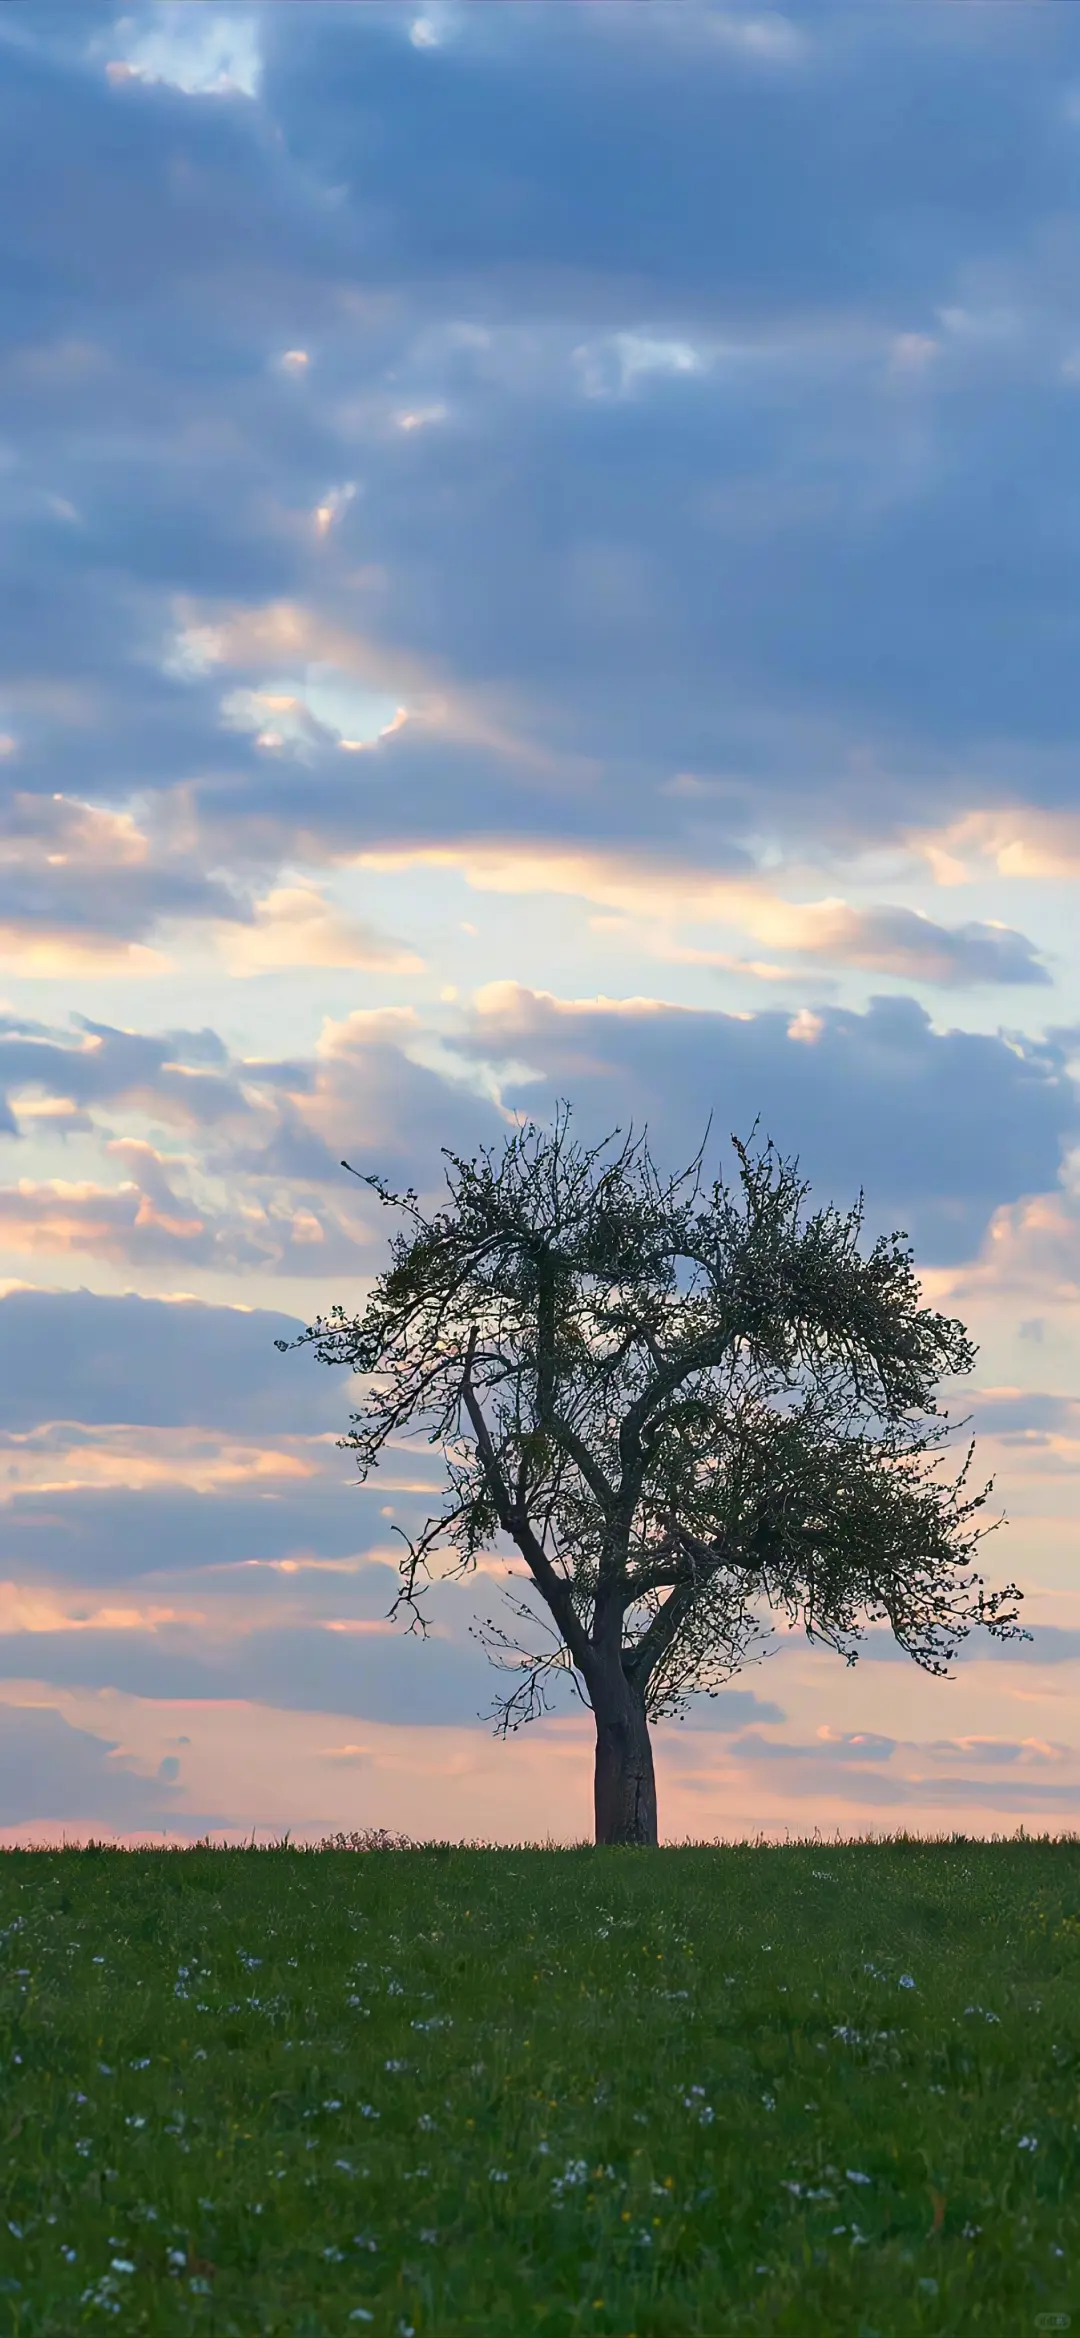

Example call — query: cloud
[688,1724,1080,1813]
[216,885,422,976]
[0,1004,500,1274]
[347,848,1050,988]
[104,12,261,100]
[989,1628,1080,1666]
[0,1288,344,1433]
[0,1140,365,1277]
[924,1735,1068,1765]
[0,1698,181,1825]
[914,807,1080,886]
[456,984,1080,1263]
[852,1623,1080,1667]
[729,1728,899,1766]
[0,0,1076,1836]
[0,983,1073,1294]
[968,1387,1080,1447]
[0,0,1071,898]
[0,2,1072,1001]
[683,1687,786,1728]
[0,1421,318,1501]
[0,1479,404,1588]
[0,793,238,972]
[707,13,808,67]
[0,1014,250,1131]
[932,1178,1080,1305]
[574,333,709,402]
[0,1620,499,1726]
[2,983,1065,1283]
[770,903,1049,987]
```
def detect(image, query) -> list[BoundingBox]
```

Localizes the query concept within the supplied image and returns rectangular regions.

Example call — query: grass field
[0,1836,1078,2336]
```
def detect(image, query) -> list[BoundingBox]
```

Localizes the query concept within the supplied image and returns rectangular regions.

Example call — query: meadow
[0,1836,1077,2336]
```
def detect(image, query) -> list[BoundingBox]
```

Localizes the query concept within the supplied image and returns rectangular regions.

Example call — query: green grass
[0,1837,1078,2335]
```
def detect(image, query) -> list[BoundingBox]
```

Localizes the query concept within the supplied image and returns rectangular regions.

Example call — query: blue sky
[1,0,1079,1840]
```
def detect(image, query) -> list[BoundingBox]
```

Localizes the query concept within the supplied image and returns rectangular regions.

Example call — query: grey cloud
[681,1687,786,1729]
[897,1777,1080,1811]
[972,1627,1080,1667]
[0,793,244,943]
[969,1389,1080,1443]
[459,987,1079,1264]
[0,1288,348,1432]
[0,0,1074,902]
[0,1008,467,1201]
[807,907,1050,988]
[0,1621,500,1727]
[0,1483,403,1586]
[0,1020,256,1131]
[203,985,1080,1271]
[854,1624,1080,1665]
[924,1737,1069,1765]
[0,979,1073,1295]
[0,1698,181,1826]
[725,1726,1070,1770]
[676,1753,1080,1814]
[728,1729,898,1764]
[0,1008,350,1202]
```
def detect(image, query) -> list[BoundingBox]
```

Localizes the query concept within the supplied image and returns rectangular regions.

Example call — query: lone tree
[285,1109,1023,1846]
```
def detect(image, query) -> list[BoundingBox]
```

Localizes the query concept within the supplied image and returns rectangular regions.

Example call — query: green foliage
[1,1841,1079,2334]
[286,1112,1022,1739]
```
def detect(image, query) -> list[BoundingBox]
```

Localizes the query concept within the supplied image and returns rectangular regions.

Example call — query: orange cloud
[0,929,168,979]
[0,1423,318,1499]
[912,806,1080,886]
[218,885,422,977]
[354,845,1043,983]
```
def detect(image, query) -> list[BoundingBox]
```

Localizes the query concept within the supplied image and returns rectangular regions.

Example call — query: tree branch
[460,1327,596,1681]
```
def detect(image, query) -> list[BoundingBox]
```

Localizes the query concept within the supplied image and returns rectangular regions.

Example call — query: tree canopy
[284,1109,1023,1843]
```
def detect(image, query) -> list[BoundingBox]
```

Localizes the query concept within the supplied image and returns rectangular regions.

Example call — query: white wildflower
[552,2159,589,2196]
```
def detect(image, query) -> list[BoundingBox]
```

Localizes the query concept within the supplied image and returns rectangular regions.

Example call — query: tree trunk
[593,1684,658,1846]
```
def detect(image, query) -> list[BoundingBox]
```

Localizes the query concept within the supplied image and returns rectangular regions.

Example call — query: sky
[1,0,1079,1844]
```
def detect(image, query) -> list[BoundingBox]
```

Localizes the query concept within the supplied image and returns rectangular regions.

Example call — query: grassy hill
[0,1836,1077,2334]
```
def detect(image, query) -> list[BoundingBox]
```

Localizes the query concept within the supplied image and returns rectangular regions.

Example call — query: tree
[283,1109,1024,1846]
